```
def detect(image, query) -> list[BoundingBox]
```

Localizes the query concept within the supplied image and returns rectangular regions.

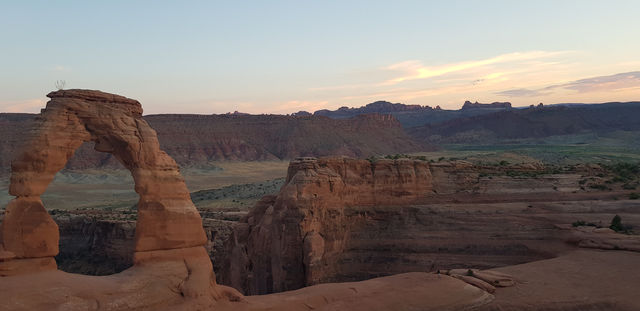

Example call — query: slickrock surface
[0,270,493,311]
[477,249,640,311]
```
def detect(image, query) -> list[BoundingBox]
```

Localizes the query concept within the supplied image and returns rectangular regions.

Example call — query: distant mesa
[0,107,428,172]
[226,110,250,115]
[313,100,513,118]
[291,110,312,117]
[461,100,512,110]
[314,100,434,118]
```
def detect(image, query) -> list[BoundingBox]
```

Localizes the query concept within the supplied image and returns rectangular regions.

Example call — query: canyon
[220,157,640,295]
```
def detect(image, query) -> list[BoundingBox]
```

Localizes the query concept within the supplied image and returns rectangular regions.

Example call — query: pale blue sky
[1,1,639,114]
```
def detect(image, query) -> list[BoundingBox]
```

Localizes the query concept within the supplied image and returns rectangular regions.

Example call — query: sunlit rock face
[0,90,240,308]
[222,157,433,294]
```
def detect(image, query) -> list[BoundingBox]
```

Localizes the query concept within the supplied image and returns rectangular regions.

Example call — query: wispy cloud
[495,88,551,97]
[310,50,577,104]
[382,51,571,85]
[497,71,640,97]
[561,71,640,92]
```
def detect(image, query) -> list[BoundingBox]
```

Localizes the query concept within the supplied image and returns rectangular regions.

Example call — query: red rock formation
[461,100,512,110]
[0,90,229,305]
[222,157,628,295]
[0,111,429,172]
[223,157,433,294]
[0,90,500,311]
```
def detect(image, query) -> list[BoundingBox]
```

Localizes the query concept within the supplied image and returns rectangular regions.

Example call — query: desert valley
[2,2,640,310]
[0,89,638,310]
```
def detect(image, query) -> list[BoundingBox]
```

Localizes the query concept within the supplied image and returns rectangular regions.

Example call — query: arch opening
[49,141,137,275]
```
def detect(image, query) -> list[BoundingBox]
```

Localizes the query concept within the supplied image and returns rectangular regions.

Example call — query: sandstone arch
[0,89,205,277]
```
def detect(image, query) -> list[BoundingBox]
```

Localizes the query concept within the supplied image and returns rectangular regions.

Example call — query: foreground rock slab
[0,271,492,311]
[477,249,640,311]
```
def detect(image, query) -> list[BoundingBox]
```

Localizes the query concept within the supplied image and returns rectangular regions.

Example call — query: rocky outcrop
[0,89,237,307]
[222,157,433,294]
[461,101,512,110]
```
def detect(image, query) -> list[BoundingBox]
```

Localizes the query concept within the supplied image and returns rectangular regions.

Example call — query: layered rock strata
[0,111,428,172]
[222,157,639,295]
[223,157,433,294]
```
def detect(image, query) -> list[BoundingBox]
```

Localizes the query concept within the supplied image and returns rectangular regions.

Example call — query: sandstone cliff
[0,112,427,172]
[222,157,433,294]
[221,157,639,295]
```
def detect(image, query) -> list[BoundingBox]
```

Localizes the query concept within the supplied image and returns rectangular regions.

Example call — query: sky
[1,1,640,114]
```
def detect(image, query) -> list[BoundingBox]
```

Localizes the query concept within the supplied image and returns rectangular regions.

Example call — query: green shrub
[630,193,640,200]
[609,214,631,233]
[572,220,586,227]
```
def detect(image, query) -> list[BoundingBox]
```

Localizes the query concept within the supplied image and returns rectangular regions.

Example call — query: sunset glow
[1,1,639,114]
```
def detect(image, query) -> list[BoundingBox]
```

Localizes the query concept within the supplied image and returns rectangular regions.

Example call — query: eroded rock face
[0,90,226,306]
[222,157,433,294]
[221,157,629,295]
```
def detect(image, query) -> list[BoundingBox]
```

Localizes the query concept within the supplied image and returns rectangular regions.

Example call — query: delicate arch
[1,89,206,275]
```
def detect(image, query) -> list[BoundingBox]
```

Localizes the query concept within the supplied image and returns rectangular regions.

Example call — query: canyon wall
[222,157,434,294]
[220,157,625,295]
[0,112,427,172]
